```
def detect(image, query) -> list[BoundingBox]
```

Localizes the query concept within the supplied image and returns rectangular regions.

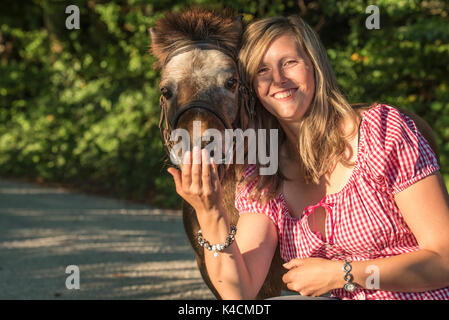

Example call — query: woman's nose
[272,68,288,85]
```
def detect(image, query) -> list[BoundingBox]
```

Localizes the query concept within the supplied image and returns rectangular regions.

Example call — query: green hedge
[0,0,448,209]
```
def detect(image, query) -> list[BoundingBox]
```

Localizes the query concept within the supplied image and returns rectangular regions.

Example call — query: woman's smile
[272,88,298,100]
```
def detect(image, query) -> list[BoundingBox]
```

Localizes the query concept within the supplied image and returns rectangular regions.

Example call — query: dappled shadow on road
[0,179,214,300]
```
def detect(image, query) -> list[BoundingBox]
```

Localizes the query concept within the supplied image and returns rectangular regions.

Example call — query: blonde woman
[167,15,449,299]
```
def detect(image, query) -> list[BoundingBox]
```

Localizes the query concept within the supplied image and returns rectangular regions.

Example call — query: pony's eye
[160,87,172,99]
[225,77,237,91]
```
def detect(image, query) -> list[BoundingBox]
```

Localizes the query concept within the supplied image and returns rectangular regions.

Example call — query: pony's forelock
[150,7,241,69]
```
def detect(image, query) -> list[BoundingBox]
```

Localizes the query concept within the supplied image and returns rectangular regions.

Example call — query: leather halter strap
[163,41,238,67]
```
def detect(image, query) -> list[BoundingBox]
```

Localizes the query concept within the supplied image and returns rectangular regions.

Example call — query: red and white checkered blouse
[235,104,449,300]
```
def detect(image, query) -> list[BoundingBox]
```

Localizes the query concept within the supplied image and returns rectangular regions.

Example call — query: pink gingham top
[235,104,449,300]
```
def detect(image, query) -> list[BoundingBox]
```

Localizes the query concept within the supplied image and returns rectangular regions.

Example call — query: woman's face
[253,33,315,123]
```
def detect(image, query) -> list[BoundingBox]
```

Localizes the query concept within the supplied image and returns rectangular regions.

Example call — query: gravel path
[0,178,214,299]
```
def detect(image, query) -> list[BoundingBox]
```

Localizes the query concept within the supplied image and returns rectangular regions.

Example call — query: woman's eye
[284,60,297,67]
[257,67,269,74]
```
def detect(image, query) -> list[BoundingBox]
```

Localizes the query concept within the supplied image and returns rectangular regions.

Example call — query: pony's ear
[149,27,157,43]
[231,15,243,36]
[227,14,243,52]
[149,27,166,69]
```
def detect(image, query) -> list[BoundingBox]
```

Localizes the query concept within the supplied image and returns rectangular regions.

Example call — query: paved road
[0,177,214,299]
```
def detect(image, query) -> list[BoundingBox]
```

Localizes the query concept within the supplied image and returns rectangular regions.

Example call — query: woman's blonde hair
[238,15,360,204]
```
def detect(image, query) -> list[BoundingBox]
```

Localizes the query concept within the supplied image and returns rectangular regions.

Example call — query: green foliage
[0,0,448,208]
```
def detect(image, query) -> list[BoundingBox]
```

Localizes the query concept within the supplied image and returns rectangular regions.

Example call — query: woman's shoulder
[357,103,415,169]
[357,103,439,193]
[236,164,259,198]
[243,163,257,179]
[359,103,417,143]
[361,103,404,122]
[235,164,283,226]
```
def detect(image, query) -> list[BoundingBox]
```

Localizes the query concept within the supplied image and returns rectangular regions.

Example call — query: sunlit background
[1,0,448,209]
[0,0,448,299]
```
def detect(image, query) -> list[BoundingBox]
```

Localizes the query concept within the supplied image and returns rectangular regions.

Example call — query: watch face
[344,283,356,292]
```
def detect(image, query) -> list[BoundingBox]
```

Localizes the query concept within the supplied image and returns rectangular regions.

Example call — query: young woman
[167,15,449,300]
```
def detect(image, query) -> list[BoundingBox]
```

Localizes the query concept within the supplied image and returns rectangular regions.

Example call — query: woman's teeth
[274,89,295,99]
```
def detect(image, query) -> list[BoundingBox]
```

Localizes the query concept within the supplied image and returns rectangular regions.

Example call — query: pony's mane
[150,7,241,69]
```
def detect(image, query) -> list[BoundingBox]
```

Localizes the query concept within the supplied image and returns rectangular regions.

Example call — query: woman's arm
[201,209,278,299]
[283,172,449,296]
[346,172,449,292]
[167,147,278,299]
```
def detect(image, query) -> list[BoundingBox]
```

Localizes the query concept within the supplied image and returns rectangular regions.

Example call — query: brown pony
[149,8,285,299]
[149,8,444,300]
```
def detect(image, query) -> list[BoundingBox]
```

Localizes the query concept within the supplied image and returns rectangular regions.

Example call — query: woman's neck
[278,121,301,160]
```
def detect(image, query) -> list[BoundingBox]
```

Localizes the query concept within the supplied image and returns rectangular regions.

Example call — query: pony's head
[150,8,252,170]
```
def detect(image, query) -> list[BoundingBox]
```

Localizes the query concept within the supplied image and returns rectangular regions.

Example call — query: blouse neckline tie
[303,199,334,244]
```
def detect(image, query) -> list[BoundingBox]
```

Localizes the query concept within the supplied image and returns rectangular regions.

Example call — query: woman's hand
[167,146,224,216]
[282,258,340,297]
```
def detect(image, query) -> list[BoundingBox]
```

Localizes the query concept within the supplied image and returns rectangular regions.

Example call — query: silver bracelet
[197,225,237,258]
[343,259,357,292]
